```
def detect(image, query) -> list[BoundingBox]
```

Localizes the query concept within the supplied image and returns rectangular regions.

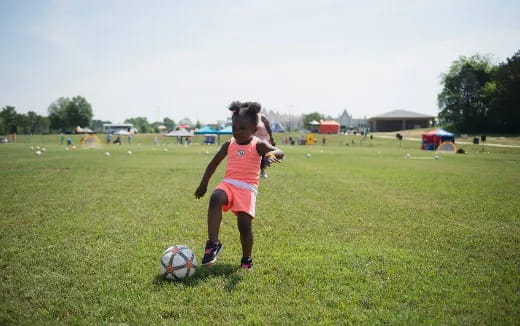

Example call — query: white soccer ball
[164,148,168,152]
[160,245,197,280]
[104,152,111,156]
[65,147,69,151]
[306,153,312,158]
[34,150,42,156]
[41,148,47,152]
[30,146,34,150]
[434,155,440,160]
[405,153,410,159]
[204,150,209,155]
[36,146,40,150]
[127,150,132,155]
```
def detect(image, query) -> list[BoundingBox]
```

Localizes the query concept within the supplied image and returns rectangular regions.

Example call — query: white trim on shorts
[222,178,258,196]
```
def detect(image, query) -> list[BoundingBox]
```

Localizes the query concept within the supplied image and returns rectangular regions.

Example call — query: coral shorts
[215,180,257,218]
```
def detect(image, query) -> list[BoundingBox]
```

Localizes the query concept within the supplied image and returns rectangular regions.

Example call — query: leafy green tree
[67,96,93,129]
[303,112,324,127]
[489,50,520,132]
[48,96,93,132]
[163,117,175,131]
[437,54,496,132]
[48,98,69,131]
[124,117,153,133]
[24,111,48,134]
[0,116,4,135]
[0,106,18,134]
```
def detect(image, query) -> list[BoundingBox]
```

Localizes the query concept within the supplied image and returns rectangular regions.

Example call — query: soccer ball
[34,150,42,156]
[127,150,132,155]
[104,152,111,156]
[306,153,312,158]
[160,245,197,280]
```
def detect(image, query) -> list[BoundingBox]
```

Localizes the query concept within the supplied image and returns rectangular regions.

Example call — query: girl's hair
[228,101,261,125]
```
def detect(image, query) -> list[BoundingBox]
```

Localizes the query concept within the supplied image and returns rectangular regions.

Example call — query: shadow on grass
[153,263,242,290]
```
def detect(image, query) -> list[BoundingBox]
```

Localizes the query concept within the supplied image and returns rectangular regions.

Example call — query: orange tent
[319,120,340,134]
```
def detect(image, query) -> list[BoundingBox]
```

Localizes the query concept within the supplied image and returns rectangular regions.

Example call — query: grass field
[1,134,519,324]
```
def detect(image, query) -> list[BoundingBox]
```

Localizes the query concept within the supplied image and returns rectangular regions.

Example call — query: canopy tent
[308,120,320,125]
[421,128,455,150]
[164,128,193,137]
[216,125,232,134]
[319,120,340,134]
[194,126,218,134]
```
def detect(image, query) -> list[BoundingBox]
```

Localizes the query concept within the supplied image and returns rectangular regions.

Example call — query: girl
[228,103,276,178]
[194,102,284,269]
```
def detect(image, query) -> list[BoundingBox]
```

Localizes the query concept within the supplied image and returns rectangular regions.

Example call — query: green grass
[1,134,519,325]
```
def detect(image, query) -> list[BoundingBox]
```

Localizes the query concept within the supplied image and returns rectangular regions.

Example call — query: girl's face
[232,114,257,144]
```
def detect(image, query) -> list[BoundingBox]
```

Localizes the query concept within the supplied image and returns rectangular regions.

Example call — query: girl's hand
[265,153,282,164]
[194,185,207,198]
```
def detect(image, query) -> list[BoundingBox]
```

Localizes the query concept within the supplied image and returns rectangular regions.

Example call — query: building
[368,110,436,132]
[337,109,367,130]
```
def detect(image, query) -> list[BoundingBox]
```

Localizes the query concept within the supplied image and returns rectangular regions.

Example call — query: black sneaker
[202,240,223,266]
[240,256,253,270]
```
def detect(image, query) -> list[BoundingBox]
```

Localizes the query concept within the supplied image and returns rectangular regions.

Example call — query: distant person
[12,132,16,143]
[60,132,64,144]
[66,137,72,146]
[195,102,284,270]
[113,136,121,145]
[106,133,112,144]
[153,136,159,145]
[322,137,326,145]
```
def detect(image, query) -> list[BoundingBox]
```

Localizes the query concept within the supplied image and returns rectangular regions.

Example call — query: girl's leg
[236,212,253,257]
[208,189,228,243]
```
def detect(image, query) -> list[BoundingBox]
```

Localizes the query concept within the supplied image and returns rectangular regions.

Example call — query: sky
[1,0,519,124]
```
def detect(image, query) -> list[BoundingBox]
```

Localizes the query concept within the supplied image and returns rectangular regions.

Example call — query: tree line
[438,50,519,133]
[0,96,180,135]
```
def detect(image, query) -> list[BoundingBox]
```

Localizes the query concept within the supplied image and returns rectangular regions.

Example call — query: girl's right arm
[194,141,230,198]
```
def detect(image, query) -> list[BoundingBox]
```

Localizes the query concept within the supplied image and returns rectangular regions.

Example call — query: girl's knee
[209,189,227,206]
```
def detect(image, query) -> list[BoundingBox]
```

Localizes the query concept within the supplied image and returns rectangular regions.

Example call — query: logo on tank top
[237,149,245,157]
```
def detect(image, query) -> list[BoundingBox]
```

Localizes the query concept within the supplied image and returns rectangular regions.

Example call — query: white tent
[164,128,193,137]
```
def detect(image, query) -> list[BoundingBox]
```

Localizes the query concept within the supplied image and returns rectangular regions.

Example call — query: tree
[163,117,175,131]
[48,96,93,132]
[124,117,153,133]
[48,98,69,131]
[23,111,48,134]
[67,96,93,129]
[302,112,324,127]
[437,54,496,132]
[490,50,520,132]
[0,106,18,134]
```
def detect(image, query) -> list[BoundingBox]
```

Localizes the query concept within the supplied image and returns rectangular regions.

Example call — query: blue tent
[194,126,218,134]
[216,125,232,134]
